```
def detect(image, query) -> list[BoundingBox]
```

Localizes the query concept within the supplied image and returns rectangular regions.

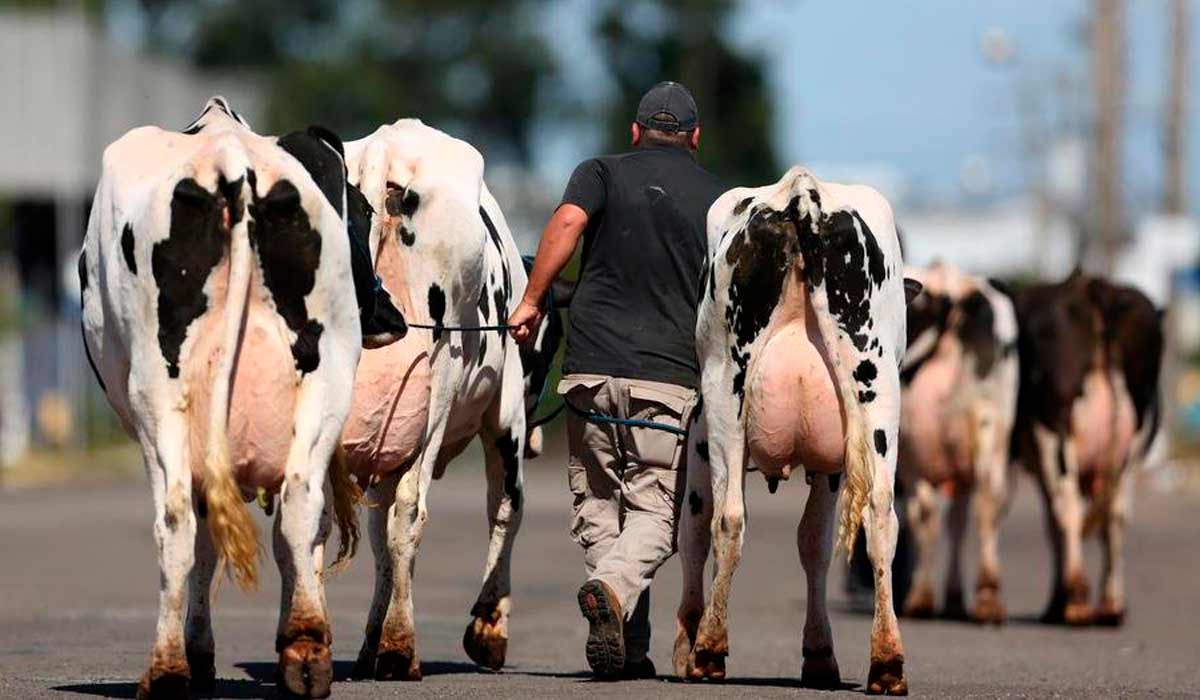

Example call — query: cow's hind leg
[900,480,939,618]
[689,389,745,681]
[464,383,526,672]
[1095,468,1132,626]
[1033,425,1090,625]
[184,502,218,692]
[941,488,970,620]
[971,445,1010,625]
[273,428,339,698]
[798,473,840,688]
[352,472,399,679]
[374,422,446,681]
[137,418,197,700]
[674,417,712,678]
[861,396,908,695]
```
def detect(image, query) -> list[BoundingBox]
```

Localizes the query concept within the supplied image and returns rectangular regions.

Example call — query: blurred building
[0,8,263,463]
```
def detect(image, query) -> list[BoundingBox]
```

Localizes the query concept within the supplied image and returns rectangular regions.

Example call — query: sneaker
[577,579,624,679]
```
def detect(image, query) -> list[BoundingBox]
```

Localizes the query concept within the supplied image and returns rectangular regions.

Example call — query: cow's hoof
[375,649,422,681]
[800,648,840,689]
[185,650,216,693]
[278,638,333,698]
[463,616,507,671]
[136,669,189,700]
[1063,601,1093,627]
[688,646,727,681]
[971,588,1006,625]
[867,656,908,695]
[901,584,936,619]
[1093,599,1125,627]
[942,589,968,621]
[672,629,694,678]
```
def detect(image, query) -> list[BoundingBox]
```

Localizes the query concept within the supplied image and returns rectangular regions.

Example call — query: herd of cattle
[78,97,1163,698]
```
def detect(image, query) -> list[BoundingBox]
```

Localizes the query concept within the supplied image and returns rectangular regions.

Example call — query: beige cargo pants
[558,373,698,663]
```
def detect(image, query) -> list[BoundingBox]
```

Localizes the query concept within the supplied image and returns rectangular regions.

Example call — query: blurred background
[2,0,1200,489]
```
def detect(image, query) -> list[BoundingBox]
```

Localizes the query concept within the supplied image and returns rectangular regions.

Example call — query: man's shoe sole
[577,581,624,678]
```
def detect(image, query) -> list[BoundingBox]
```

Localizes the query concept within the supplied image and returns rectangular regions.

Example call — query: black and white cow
[675,167,915,694]
[80,97,371,698]
[336,119,553,679]
[897,261,1019,623]
[1009,271,1163,626]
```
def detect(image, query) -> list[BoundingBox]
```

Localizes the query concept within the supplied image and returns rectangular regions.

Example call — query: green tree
[594,0,779,186]
[128,0,559,163]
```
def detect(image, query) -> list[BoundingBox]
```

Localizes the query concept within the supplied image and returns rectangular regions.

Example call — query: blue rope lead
[407,322,517,332]
[563,397,688,436]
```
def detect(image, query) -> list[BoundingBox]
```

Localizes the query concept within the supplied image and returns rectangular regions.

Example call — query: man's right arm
[508,158,607,343]
[507,204,588,343]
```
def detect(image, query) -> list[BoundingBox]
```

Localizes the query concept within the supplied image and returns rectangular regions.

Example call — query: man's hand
[508,299,544,344]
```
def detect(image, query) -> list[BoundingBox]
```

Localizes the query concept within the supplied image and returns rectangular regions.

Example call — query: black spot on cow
[182,122,203,136]
[478,334,489,365]
[695,440,710,462]
[428,284,447,341]
[494,431,523,511]
[493,287,507,334]
[808,188,822,210]
[277,128,345,217]
[120,223,137,274]
[477,287,491,319]
[854,359,877,387]
[345,183,380,321]
[688,490,702,516]
[806,210,882,352]
[956,290,997,378]
[291,321,323,374]
[248,178,324,374]
[398,225,416,246]
[153,178,229,378]
[858,390,876,403]
[401,189,420,217]
[723,204,799,407]
[732,197,754,216]
[873,429,888,457]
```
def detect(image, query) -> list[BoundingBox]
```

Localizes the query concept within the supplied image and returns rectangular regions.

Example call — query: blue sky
[539,1,1200,214]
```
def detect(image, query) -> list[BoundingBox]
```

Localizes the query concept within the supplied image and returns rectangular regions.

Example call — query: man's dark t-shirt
[559,143,724,389]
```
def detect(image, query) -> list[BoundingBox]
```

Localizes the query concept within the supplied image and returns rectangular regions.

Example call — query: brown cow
[1010,271,1163,626]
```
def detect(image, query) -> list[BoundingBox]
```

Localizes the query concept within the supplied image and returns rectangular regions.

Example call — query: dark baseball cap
[635,81,699,132]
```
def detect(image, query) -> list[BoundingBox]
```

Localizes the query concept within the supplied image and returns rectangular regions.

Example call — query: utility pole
[1091,0,1126,273]
[1164,0,1189,216]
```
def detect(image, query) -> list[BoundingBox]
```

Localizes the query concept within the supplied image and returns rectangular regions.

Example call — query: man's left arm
[507,203,588,343]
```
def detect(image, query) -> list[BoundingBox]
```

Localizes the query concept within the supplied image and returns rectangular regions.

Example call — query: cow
[336,119,550,680]
[80,97,375,698]
[674,166,917,694]
[896,261,1019,623]
[1009,271,1163,626]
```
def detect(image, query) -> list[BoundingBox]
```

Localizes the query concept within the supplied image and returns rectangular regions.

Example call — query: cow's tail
[793,186,875,562]
[326,444,362,577]
[202,151,260,591]
[836,382,875,561]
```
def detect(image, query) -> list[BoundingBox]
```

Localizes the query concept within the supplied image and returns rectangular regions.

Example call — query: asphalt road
[2,448,1198,698]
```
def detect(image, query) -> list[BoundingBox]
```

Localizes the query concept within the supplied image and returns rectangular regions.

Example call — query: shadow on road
[52,679,273,699]
[236,658,482,682]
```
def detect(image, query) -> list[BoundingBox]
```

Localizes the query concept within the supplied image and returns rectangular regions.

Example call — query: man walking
[509,82,723,679]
